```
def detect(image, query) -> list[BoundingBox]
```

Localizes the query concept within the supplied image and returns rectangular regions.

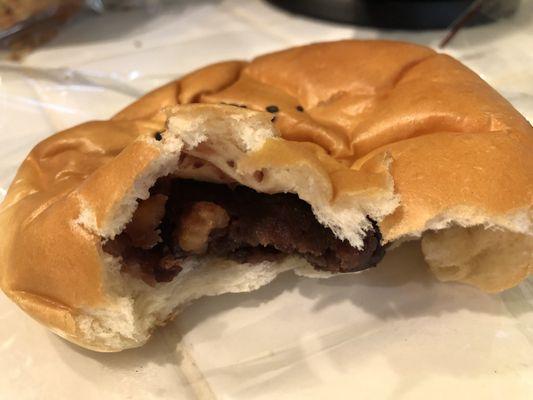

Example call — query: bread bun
[0,40,531,351]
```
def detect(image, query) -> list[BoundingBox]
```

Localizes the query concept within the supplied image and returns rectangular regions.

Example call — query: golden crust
[112,61,246,122]
[361,130,533,241]
[0,119,167,337]
[1,40,532,348]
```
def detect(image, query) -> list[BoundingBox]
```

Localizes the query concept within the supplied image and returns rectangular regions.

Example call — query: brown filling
[104,178,385,284]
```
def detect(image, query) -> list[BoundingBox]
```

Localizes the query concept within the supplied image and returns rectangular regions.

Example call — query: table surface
[0,1,532,399]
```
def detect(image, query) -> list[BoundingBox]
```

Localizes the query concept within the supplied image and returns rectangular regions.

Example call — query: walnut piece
[125,194,168,249]
[176,201,230,254]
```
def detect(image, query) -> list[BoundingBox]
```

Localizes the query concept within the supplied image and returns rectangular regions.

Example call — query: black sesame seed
[271,116,276,123]
[296,105,304,112]
[266,105,279,113]
[154,131,163,141]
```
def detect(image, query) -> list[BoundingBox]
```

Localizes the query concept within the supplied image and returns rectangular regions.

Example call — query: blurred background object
[0,0,83,59]
[0,0,80,31]
[84,0,162,12]
[267,0,520,29]
[0,0,161,59]
[0,0,524,59]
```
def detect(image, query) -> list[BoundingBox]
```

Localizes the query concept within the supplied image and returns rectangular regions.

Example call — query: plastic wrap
[0,1,532,398]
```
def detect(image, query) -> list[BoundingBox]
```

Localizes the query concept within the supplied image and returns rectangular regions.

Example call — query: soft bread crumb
[77,256,309,351]
[422,225,533,292]
[102,147,183,239]
[423,206,533,236]
[166,104,276,152]
[402,206,533,292]
[74,104,398,350]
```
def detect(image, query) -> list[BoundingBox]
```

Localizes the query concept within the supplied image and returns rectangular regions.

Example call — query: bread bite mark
[67,104,397,351]
[101,104,394,280]
[422,225,533,293]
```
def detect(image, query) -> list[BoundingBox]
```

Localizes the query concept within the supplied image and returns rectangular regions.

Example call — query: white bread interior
[422,225,533,292]
[74,105,398,351]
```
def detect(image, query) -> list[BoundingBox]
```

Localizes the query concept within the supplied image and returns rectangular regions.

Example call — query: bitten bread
[0,40,531,352]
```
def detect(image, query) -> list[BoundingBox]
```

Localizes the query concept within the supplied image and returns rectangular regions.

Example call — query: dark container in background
[267,0,520,29]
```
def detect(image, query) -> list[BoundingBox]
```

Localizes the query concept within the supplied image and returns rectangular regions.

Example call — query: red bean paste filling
[104,178,385,283]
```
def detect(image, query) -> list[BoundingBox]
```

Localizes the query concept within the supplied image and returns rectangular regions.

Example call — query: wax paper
[1,1,532,399]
